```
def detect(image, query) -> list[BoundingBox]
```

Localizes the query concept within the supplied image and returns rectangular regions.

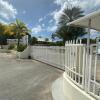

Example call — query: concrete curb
[52,77,67,100]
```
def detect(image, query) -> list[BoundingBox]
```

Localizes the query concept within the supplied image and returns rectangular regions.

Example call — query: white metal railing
[30,46,65,70]
[29,40,100,99]
[88,44,100,99]
[65,39,100,100]
[65,40,86,89]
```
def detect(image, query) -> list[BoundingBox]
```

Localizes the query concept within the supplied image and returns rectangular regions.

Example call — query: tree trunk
[17,38,20,51]
[17,32,20,51]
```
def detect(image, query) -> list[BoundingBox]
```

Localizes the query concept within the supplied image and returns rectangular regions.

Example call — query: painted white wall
[18,46,30,59]
[63,73,96,100]
[22,35,28,45]
[16,46,97,100]
[7,35,28,45]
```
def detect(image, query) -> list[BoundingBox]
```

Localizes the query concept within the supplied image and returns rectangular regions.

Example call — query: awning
[67,10,100,31]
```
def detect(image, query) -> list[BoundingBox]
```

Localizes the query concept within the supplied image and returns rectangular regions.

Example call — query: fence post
[88,45,92,92]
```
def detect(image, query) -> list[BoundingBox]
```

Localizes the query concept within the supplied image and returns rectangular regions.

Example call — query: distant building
[7,39,18,45]
[37,37,52,42]
[7,35,28,45]
[22,35,28,45]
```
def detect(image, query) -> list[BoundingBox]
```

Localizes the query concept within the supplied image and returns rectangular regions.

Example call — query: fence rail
[65,40,100,100]
[88,44,100,99]
[30,46,65,70]
[65,40,86,89]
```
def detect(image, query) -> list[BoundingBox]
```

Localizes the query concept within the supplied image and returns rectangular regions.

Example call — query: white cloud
[79,0,100,13]
[50,2,68,24]
[44,0,100,35]
[54,0,67,6]
[42,24,45,27]
[38,17,43,22]
[50,9,59,24]
[0,19,8,24]
[49,19,53,24]
[51,0,100,29]
[90,29,98,34]
[54,0,100,13]
[38,14,50,23]
[47,25,57,32]
[0,0,17,20]
[32,25,43,34]
[48,3,68,32]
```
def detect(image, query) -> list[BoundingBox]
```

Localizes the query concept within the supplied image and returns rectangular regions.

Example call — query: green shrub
[48,41,64,46]
[8,44,15,50]
[56,41,64,46]
[17,44,27,52]
[30,37,37,45]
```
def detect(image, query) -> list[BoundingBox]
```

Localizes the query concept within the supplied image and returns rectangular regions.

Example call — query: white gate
[65,39,100,100]
[30,46,65,70]
[88,39,100,99]
[65,40,86,89]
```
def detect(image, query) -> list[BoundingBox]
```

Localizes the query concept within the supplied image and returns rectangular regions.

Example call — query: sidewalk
[52,77,67,100]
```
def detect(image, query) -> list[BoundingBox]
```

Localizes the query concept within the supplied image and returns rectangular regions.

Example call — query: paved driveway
[0,53,63,100]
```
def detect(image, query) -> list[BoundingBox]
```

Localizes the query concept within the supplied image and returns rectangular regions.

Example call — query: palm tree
[11,19,31,50]
[45,38,49,42]
[51,33,55,42]
[58,7,84,26]
[54,7,86,43]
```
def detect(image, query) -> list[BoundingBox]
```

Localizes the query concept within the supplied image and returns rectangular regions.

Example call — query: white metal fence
[64,40,100,100]
[30,46,65,70]
[65,40,86,89]
[89,44,100,99]
[29,40,100,99]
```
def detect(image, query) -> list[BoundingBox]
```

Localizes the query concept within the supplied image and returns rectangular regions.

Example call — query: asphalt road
[0,53,63,100]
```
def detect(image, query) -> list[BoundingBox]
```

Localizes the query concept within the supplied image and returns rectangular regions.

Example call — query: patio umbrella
[67,10,100,46]
[67,10,100,31]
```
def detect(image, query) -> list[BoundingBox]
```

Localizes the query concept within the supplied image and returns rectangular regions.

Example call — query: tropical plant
[17,44,27,52]
[0,23,7,47]
[4,25,15,36]
[8,44,15,50]
[0,23,5,35]
[58,7,84,26]
[0,23,14,36]
[45,38,49,42]
[30,37,37,45]
[53,7,86,43]
[51,34,55,42]
[38,36,42,38]
[10,19,31,50]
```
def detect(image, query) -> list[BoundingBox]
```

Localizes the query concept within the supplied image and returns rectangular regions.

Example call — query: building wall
[17,46,30,59]
[7,35,28,45]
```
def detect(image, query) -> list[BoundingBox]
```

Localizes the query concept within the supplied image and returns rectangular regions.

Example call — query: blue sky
[0,0,100,39]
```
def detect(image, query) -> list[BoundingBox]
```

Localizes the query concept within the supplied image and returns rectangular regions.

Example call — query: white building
[7,35,28,45]
[37,37,52,42]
